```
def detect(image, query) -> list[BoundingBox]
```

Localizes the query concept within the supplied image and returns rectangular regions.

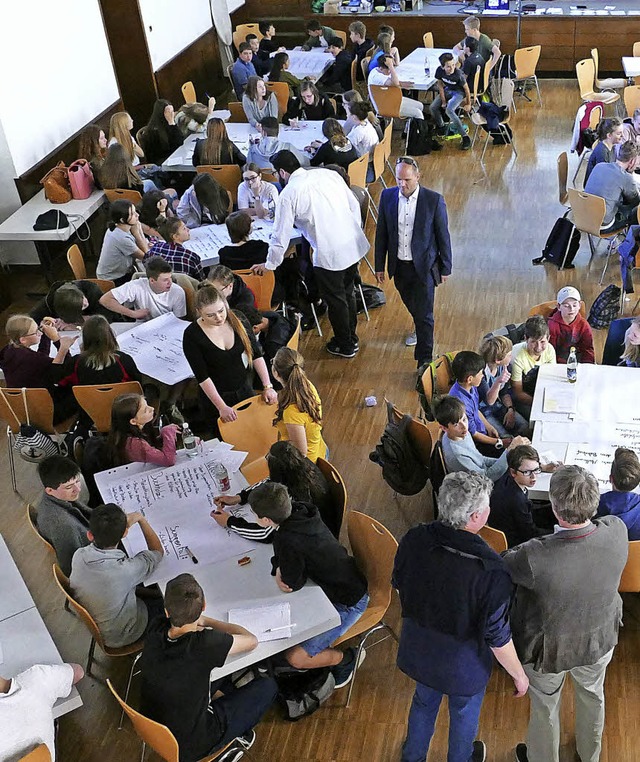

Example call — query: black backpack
[369,401,429,495]
[588,284,621,329]
[539,216,581,269]
[482,322,526,345]
[407,119,437,156]
[276,667,335,721]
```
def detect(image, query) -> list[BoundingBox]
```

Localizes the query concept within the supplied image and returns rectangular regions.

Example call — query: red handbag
[68,159,95,200]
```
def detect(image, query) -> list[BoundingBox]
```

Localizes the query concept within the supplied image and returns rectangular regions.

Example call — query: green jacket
[302,25,336,50]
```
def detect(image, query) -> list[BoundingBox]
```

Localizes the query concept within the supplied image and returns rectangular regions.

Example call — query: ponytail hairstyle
[596,116,622,142]
[107,200,134,231]
[106,393,161,466]
[272,347,322,426]
[269,52,289,83]
[194,286,254,365]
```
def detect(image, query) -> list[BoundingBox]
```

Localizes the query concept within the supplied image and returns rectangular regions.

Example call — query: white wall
[139,0,214,71]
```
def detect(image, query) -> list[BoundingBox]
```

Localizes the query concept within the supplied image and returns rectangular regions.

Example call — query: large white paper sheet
[228,602,292,642]
[565,441,640,492]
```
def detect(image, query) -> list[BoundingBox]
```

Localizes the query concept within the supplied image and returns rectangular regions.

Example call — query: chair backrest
[479,525,508,554]
[66,243,86,279]
[333,30,347,47]
[227,101,249,123]
[619,540,640,591]
[388,402,434,469]
[218,394,278,466]
[361,56,372,81]
[528,300,586,319]
[481,59,492,94]
[233,23,263,52]
[85,278,115,294]
[0,387,56,434]
[557,151,569,206]
[576,58,596,98]
[19,745,51,762]
[634,42,640,58]
[233,268,275,311]
[265,81,289,117]
[106,679,180,762]
[347,152,369,188]
[624,85,640,119]
[27,503,55,554]
[588,103,603,130]
[72,381,143,433]
[179,281,197,321]
[104,188,142,204]
[423,32,434,48]
[240,456,270,485]
[567,188,607,235]
[196,165,242,204]
[381,120,393,163]
[590,47,601,78]
[52,563,106,650]
[514,45,541,79]
[347,511,397,615]
[350,58,358,90]
[369,85,402,118]
[372,142,385,183]
[286,314,301,351]
[181,81,197,104]
[316,457,347,539]
[419,352,459,412]
[260,168,278,184]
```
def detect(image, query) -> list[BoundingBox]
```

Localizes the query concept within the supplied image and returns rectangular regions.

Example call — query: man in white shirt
[252,150,370,358]
[368,54,424,121]
[99,256,187,321]
[0,662,83,762]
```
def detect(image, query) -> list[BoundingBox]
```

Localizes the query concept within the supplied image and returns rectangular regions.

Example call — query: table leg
[34,240,54,284]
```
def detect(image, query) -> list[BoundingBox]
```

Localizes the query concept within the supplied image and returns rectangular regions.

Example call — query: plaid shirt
[145,240,205,281]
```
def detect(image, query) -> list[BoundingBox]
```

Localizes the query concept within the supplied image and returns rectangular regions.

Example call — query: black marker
[186,547,199,564]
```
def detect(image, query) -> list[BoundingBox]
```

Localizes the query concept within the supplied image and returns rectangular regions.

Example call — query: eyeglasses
[24,328,43,337]
[243,175,259,182]
[516,467,542,477]
[396,156,418,168]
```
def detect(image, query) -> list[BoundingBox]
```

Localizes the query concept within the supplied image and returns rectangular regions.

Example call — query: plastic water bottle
[182,422,198,457]
[424,55,431,79]
[567,347,578,384]
[213,462,231,493]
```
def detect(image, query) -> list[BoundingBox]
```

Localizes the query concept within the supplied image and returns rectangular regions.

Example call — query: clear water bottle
[213,462,231,493]
[567,347,578,384]
[424,55,431,79]
[182,422,198,457]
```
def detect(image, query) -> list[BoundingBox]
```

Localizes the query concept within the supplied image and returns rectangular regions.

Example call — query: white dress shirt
[397,186,419,261]
[266,167,370,272]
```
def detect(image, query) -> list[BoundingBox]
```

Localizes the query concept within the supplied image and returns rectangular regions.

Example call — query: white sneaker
[405,332,417,346]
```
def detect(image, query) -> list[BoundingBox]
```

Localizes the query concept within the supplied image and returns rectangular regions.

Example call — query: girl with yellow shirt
[272,348,327,463]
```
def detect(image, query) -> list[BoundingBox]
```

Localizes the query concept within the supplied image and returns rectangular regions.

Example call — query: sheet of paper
[565,442,640,492]
[543,385,577,413]
[540,421,591,443]
[116,312,193,384]
[228,602,292,642]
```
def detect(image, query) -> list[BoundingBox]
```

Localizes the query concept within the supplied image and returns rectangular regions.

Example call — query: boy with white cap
[547,286,595,364]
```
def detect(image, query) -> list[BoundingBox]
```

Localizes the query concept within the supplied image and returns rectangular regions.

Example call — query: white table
[0,535,36,622]
[395,47,456,91]
[0,189,105,281]
[281,48,334,81]
[162,122,328,174]
[622,57,640,78]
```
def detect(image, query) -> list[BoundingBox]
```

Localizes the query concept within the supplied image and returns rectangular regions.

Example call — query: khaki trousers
[524,649,614,762]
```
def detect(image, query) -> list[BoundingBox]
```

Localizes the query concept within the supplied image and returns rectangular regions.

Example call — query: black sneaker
[515,743,528,762]
[331,647,367,688]
[435,125,447,137]
[531,256,545,265]
[217,746,244,762]
[236,730,256,750]
[472,740,487,762]
[326,339,356,359]
[461,135,472,151]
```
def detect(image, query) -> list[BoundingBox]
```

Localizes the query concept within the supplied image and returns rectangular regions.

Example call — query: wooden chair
[575,58,619,108]
[350,58,359,92]
[372,142,387,191]
[19,745,51,762]
[347,153,377,222]
[389,403,433,469]
[260,168,278,184]
[107,679,234,762]
[233,23,262,52]
[0,388,77,493]
[66,243,86,279]
[196,165,242,205]
[104,188,142,204]
[369,85,410,151]
[227,101,249,123]
[479,525,508,554]
[72,381,143,433]
[619,541,640,592]
[591,48,626,93]
[285,314,301,351]
[419,352,459,422]
[233,268,275,311]
[423,32,434,49]
[316,457,347,539]
[328,97,338,115]
[557,151,569,208]
[240,456,269,485]
[361,56,372,82]
[265,81,289,117]
[332,511,398,707]
[624,85,640,119]
[181,81,197,104]
[333,30,347,47]
[572,104,603,186]
[381,120,394,179]
[513,45,542,106]
[470,79,517,163]
[218,394,278,467]
[567,188,629,283]
[528,300,586,319]
[86,278,115,293]
[27,502,55,554]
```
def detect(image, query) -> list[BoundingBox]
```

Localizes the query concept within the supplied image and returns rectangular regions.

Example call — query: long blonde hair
[195,286,254,364]
[200,118,235,165]
[622,317,640,366]
[109,112,136,163]
[272,347,322,425]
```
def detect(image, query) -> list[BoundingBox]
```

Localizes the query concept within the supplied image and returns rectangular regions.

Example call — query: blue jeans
[482,400,529,437]
[402,682,485,762]
[299,592,369,656]
[430,91,466,137]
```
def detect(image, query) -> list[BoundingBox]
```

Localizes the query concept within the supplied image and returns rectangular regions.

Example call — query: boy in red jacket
[547,286,595,364]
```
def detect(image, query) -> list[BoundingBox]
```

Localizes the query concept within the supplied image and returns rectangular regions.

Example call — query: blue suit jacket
[375,186,453,285]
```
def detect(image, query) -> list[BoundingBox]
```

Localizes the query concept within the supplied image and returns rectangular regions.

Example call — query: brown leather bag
[40,162,72,204]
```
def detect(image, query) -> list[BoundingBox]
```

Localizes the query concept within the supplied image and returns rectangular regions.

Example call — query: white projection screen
[0,1,119,177]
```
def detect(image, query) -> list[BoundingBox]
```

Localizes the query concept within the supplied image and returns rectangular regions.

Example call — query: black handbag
[33,209,69,231]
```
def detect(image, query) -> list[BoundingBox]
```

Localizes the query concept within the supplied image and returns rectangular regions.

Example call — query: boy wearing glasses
[489,445,558,548]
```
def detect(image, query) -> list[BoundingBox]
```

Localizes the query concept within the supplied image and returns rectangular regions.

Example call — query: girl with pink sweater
[107,393,179,466]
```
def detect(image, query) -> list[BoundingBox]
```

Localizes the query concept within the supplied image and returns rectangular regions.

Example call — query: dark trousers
[211,676,278,750]
[313,263,359,350]
[393,260,436,366]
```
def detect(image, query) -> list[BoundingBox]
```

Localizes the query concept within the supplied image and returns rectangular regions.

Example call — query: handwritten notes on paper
[116,313,192,385]
[229,602,293,642]
[184,222,273,265]
[565,441,640,492]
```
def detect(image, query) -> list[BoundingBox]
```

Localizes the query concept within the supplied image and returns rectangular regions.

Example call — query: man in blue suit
[375,157,453,367]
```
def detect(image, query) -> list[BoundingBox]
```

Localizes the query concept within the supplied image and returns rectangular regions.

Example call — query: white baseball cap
[557,286,581,304]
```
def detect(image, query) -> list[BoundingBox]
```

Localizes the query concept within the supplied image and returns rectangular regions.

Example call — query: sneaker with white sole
[405,332,417,346]
[472,740,487,762]
[235,730,256,750]
[331,647,367,689]
[326,339,356,359]
[217,745,244,762]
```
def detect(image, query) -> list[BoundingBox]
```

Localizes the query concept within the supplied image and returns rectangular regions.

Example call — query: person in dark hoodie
[247,481,368,688]
[204,265,256,317]
[597,447,640,539]
[30,280,115,328]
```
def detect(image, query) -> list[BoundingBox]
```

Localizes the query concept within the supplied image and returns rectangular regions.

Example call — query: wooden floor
[2,80,640,762]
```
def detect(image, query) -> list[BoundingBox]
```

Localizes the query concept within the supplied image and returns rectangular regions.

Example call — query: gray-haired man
[504,465,628,762]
